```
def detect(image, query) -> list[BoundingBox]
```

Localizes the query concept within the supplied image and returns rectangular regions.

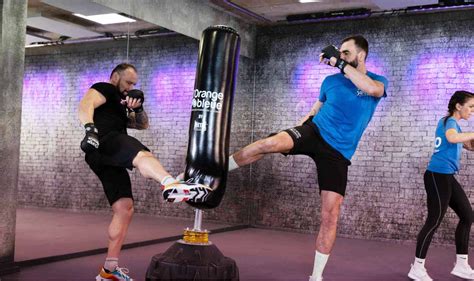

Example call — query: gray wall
[19,9,474,245]
[20,35,254,225]
[250,10,474,245]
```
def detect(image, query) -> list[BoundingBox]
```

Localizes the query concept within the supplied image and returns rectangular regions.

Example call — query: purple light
[410,52,474,105]
[408,4,474,12]
[222,0,271,22]
[291,55,335,105]
[149,64,196,114]
[287,14,371,24]
[365,53,387,77]
[23,70,66,107]
[77,70,110,102]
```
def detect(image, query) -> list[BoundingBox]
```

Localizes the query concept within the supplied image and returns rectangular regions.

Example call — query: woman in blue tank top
[408,91,474,281]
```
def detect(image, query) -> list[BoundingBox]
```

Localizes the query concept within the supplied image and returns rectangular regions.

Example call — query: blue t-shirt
[427,117,462,174]
[312,72,388,160]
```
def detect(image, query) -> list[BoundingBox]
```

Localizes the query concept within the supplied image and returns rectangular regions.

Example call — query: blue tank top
[427,117,462,174]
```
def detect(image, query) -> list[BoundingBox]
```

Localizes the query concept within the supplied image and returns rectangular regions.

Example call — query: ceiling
[210,0,440,22]
[26,0,164,45]
[25,0,472,46]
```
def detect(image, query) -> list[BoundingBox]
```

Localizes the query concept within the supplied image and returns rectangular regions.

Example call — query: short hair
[110,63,137,79]
[342,35,369,59]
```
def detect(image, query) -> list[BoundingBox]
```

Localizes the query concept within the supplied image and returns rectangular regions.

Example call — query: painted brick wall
[19,9,474,246]
[19,35,254,225]
[249,10,474,245]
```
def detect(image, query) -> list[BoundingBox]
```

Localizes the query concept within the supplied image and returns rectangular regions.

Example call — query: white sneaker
[408,263,433,281]
[309,275,322,281]
[451,263,474,280]
[162,180,212,203]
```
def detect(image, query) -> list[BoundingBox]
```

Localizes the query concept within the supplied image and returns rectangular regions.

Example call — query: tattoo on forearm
[127,110,149,129]
[134,110,149,129]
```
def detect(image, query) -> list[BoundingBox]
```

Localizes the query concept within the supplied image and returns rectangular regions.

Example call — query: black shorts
[85,132,149,205]
[99,132,150,169]
[281,118,351,196]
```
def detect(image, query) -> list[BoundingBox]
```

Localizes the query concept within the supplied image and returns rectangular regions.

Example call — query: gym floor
[1,208,463,281]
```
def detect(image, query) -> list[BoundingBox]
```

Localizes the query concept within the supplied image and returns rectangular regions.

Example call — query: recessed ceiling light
[298,0,323,3]
[73,13,136,25]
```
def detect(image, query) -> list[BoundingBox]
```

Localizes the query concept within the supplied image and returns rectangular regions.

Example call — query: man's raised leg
[132,151,211,203]
[230,132,294,170]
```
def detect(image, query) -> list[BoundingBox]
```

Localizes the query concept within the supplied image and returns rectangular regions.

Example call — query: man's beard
[347,58,358,69]
[116,78,125,94]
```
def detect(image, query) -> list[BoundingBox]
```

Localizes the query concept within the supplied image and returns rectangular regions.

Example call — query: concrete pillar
[0,0,27,275]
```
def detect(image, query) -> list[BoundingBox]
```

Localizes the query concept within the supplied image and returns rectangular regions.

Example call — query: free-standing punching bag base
[146,25,240,280]
[145,241,239,281]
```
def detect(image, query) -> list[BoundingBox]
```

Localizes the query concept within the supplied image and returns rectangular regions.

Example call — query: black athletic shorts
[281,117,351,196]
[85,132,149,205]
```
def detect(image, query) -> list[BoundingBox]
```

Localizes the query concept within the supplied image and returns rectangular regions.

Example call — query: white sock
[414,257,426,268]
[160,175,176,185]
[228,155,240,171]
[104,257,118,272]
[311,251,329,278]
[456,254,469,267]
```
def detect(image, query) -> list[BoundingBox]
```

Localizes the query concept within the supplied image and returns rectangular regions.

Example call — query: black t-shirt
[91,82,128,138]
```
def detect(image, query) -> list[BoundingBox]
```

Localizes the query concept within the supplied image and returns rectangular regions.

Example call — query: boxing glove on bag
[185,25,240,209]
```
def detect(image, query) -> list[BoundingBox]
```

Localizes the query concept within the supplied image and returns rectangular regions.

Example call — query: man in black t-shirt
[78,63,211,281]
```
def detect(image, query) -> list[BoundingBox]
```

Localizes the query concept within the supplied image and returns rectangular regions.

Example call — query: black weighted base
[146,241,239,281]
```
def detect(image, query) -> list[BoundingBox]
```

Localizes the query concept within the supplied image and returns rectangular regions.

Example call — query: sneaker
[309,275,322,281]
[451,263,474,279]
[96,267,133,281]
[162,180,212,203]
[408,263,433,281]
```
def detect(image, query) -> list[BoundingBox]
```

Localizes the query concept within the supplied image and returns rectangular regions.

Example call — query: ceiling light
[298,0,323,3]
[73,13,136,25]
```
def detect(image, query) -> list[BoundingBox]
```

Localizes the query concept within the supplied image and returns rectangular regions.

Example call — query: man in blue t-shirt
[228,35,388,281]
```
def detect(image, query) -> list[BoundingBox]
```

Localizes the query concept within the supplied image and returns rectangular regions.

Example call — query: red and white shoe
[162,180,212,203]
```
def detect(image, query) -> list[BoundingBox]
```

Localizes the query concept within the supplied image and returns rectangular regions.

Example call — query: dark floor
[1,207,465,281]
[14,207,232,262]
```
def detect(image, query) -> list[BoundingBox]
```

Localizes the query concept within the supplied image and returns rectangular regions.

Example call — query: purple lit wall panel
[19,9,474,243]
[77,70,110,102]
[19,36,254,224]
[252,10,474,244]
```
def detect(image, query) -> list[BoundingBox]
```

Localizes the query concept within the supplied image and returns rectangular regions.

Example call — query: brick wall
[250,10,474,245]
[20,9,474,245]
[20,35,254,225]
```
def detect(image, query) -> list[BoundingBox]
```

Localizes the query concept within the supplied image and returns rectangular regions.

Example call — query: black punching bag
[185,25,240,209]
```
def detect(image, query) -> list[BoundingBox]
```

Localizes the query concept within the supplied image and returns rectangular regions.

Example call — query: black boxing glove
[127,89,145,113]
[321,45,348,74]
[80,123,99,153]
